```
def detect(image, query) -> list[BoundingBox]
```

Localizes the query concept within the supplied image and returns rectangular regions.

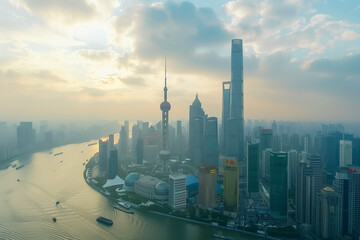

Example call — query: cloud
[109,1,232,77]
[341,30,360,40]
[8,0,118,26]
[225,0,360,55]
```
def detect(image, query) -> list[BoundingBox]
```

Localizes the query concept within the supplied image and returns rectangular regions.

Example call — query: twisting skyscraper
[224,39,245,162]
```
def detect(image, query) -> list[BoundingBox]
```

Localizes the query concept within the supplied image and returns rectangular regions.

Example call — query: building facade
[270,152,288,219]
[223,158,239,213]
[197,163,217,209]
[169,174,187,209]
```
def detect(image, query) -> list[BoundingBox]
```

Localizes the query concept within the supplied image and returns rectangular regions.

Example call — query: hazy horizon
[1,0,359,122]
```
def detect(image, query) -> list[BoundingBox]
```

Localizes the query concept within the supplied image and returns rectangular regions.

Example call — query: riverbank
[83,154,270,240]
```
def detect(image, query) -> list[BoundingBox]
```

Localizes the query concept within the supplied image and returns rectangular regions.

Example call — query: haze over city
[1,0,360,121]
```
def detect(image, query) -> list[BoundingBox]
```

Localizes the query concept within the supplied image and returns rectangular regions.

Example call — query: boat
[114,205,134,214]
[88,143,97,146]
[118,201,131,209]
[212,234,235,240]
[16,165,24,170]
[53,217,57,222]
[96,216,113,226]
[54,152,63,156]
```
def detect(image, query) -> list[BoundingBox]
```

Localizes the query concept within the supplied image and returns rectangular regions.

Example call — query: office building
[98,139,108,178]
[109,134,114,149]
[228,39,245,162]
[220,81,231,153]
[204,117,219,169]
[169,174,187,209]
[223,158,239,213]
[270,152,288,219]
[17,122,36,152]
[333,166,360,236]
[317,186,341,240]
[189,94,206,163]
[340,140,352,167]
[136,139,144,164]
[260,129,273,151]
[193,116,204,166]
[287,150,298,190]
[353,138,360,167]
[108,148,118,179]
[247,142,259,198]
[295,154,322,226]
[176,120,183,161]
[197,163,217,209]
[119,125,128,157]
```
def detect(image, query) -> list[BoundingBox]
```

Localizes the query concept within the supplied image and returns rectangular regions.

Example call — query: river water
[0,141,262,240]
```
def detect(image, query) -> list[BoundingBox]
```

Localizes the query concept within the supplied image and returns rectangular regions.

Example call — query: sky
[0,0,359,122]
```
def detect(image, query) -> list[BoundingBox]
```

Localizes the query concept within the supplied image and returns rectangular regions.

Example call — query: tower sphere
[160,101,171,111]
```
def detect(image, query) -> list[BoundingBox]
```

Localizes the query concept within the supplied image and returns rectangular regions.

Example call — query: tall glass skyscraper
[270,151,288,219]
[225,39,245,162]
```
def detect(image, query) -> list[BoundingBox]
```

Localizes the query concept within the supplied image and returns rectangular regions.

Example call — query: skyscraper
[189,94,206,163]
[169,173,187,209]
[228,39,245,162]
[270,152,288,219]
[119,125,128,157]
[176,120,183,161]
[317,186,341,239]
[204,117,219,169]
[108,148,118,179]
[17,122,36,152]
[193,116,204,166]
[333,166,360,236]
[287,149,298,190]
[223,158,239,213]
[220,81,230,153]
[295,154,322,227]
[247,142,259,198]
[108,134,114,149]
[136,139,144,164]
[98,139,108,178]
[340,140,352,167]
[197,163,217,209]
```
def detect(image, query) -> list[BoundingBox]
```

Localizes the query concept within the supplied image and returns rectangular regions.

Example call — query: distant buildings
[119,125,128,158]
[270,152,288,219]
[340,140,352,167]
[197,163,217,209]
[169,174,187,209]
[17,122,36,152]
[223,158,239,214]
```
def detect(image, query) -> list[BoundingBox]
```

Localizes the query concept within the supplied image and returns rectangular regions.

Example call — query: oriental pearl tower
[158,58,171,173]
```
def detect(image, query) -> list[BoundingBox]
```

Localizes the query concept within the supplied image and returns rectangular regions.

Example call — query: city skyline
[1,0,360,122]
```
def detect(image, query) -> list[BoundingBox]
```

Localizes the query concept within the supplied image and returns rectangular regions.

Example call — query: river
[0,141,262,240]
